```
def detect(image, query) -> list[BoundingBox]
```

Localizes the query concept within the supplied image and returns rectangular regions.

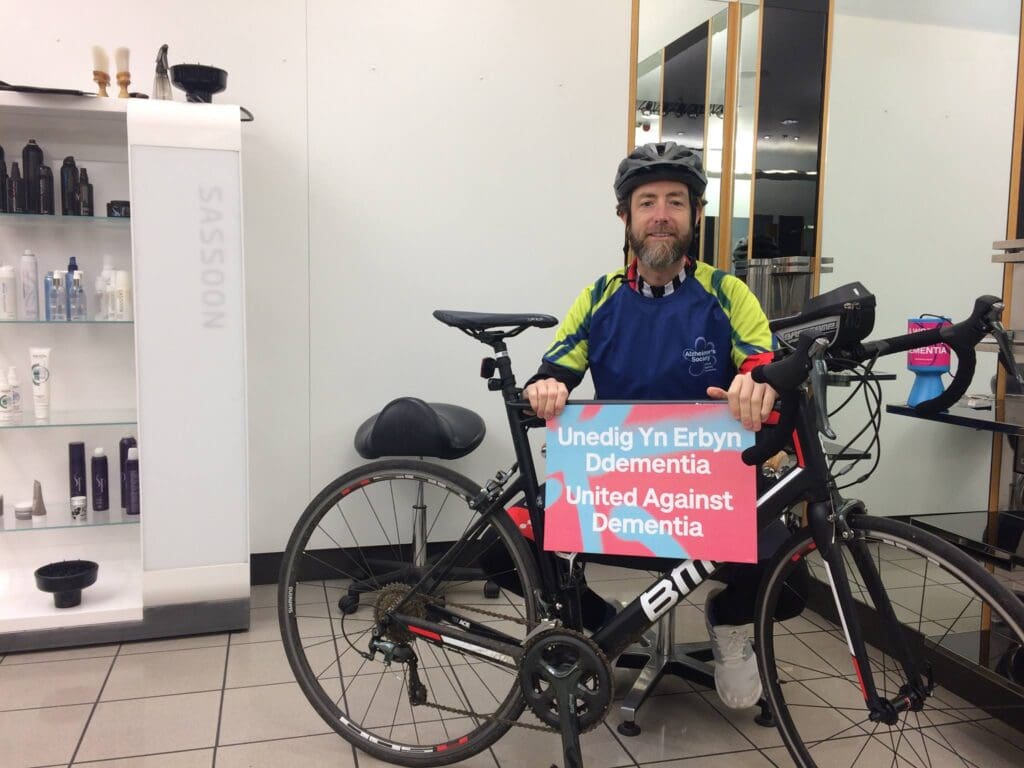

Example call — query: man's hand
[707,373,777,432]
[524,378,569,421]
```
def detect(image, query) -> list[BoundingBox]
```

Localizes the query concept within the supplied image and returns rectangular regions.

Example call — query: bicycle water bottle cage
[354,397,486,460]
[770,282,876,356]
[433,310,558,347]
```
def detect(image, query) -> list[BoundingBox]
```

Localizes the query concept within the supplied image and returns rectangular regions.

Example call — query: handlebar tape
[910,347,977,415]
[741,391,801,466]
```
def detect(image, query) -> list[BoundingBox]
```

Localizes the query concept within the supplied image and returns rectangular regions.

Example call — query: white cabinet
[0,94,250,651]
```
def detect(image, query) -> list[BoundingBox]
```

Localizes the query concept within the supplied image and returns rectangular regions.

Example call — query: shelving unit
[0,93,250,652]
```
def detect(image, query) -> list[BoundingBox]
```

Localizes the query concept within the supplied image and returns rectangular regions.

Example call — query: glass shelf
[1,501,139,533]
[0,212,130,228]
[0,409,136,430]
[0,319,133,325]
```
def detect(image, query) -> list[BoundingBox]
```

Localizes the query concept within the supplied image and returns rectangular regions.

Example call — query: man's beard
[628,225,692,270]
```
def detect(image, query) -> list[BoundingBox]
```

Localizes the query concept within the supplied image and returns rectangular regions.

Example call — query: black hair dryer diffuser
[169,64,228,103]
[35,560,99,608]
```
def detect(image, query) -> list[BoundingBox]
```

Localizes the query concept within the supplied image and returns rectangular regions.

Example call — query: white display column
[127,102,250,609]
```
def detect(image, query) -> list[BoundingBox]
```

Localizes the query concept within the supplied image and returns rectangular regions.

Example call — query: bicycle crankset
[520,628,613,732]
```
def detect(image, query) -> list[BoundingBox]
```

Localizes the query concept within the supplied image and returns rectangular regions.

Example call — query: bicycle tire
[278,459,541,766]
[756,513,1024,768]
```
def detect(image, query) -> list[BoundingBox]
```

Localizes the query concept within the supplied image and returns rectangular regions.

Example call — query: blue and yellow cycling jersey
[538,259,774,400]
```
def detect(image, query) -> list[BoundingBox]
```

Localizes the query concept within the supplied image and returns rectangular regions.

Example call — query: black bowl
[34,560,99,608]
[169,64,228,103]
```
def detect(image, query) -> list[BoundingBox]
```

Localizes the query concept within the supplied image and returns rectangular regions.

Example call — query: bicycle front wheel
[278,459,541,766]
[756,513,1024,768]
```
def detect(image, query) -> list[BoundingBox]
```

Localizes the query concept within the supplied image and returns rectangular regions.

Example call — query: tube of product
[29,347,51,419]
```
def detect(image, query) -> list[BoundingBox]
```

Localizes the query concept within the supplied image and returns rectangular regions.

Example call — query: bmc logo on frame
[640,560,715,621]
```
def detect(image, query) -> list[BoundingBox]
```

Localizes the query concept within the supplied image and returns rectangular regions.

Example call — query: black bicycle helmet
[613,141,708,204]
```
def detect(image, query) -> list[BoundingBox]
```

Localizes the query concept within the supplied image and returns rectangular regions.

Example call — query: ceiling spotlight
[781,118,799,125]
[792,136,800,141]
[762,135,771,140]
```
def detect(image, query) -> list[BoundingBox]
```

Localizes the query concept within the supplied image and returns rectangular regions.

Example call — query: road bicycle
[279,281,1024,768]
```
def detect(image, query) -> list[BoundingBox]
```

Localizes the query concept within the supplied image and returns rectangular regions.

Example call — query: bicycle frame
[385,332,927,725]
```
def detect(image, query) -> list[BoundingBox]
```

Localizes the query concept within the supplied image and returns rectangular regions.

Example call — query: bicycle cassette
[519,628,613,733]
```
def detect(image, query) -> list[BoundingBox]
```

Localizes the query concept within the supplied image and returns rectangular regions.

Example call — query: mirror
[632,0,762,268]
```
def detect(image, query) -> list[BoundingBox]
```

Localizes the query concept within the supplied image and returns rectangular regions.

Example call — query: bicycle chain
[376,589,559,731]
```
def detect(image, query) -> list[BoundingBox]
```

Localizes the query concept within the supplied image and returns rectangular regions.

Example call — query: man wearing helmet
[523,142,802,711]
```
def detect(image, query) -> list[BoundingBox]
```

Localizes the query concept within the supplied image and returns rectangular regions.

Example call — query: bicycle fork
[806,500,932,724]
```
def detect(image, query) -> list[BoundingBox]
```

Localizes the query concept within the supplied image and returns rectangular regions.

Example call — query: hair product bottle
[19,250,38,320]
[22,140,43,215]
[38,166,54,214]
[50,272,67,321]
[91,447,109,511]
[69,442,87,502]
[0,264,15,320]
[8,162,25,213]
[0,369,11,423]
[78,168,94,216]
[0,143,8,213]
[7,366,21,414]
[125,447,141,516]
[60,156,79,215]
[119,436,137,509]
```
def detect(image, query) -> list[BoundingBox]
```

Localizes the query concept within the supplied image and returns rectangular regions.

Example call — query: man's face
[622,180,698,270]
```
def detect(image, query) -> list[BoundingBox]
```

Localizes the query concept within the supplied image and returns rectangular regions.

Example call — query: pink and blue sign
[543,402,758,563]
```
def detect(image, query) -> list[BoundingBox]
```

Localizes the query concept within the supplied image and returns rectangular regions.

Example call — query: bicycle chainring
[519,628,613,733]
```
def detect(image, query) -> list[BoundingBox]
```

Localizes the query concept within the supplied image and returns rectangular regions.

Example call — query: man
[524,141,797,710]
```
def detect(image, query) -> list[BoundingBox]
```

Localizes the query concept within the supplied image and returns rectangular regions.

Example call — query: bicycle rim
[278,460,540,766]
[757,514,1024,768]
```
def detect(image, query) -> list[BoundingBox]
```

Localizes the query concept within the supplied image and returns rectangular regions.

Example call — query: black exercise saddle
[354,397,486,460]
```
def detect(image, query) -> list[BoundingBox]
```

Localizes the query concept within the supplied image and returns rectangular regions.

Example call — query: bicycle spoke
[760,518,1024,768]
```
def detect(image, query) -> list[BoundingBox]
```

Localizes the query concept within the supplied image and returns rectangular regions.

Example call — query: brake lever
[808,339,837,440]
[990,319,1024,393]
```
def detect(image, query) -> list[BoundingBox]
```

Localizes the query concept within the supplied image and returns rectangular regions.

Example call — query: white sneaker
[705,588,762,709]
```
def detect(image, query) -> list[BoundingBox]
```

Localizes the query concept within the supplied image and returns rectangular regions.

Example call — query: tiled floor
[2,567,1023,768]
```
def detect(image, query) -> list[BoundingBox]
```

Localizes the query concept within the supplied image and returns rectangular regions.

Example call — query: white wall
[820,2,1019,515]
[1,1,631,553]
[302,1,629,550]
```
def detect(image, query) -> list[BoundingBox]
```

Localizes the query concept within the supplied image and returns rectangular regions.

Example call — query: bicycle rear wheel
[278,459,541,766]
[756,513,1024,768]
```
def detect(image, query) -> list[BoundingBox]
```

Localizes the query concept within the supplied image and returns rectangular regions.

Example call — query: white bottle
[0,369,11,422]
[7,366,21,414]
[94,276,106,321]
[0,265,15,320]
[19,251,39,320]
[100,254,116,321]
[115,270,132,321]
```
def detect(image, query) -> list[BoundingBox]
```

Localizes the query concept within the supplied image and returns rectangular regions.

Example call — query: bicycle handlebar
[740,294,1004,466]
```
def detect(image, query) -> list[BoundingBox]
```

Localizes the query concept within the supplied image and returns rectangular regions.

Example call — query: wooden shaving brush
[115,47,131,98]
[92,46,110,97]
